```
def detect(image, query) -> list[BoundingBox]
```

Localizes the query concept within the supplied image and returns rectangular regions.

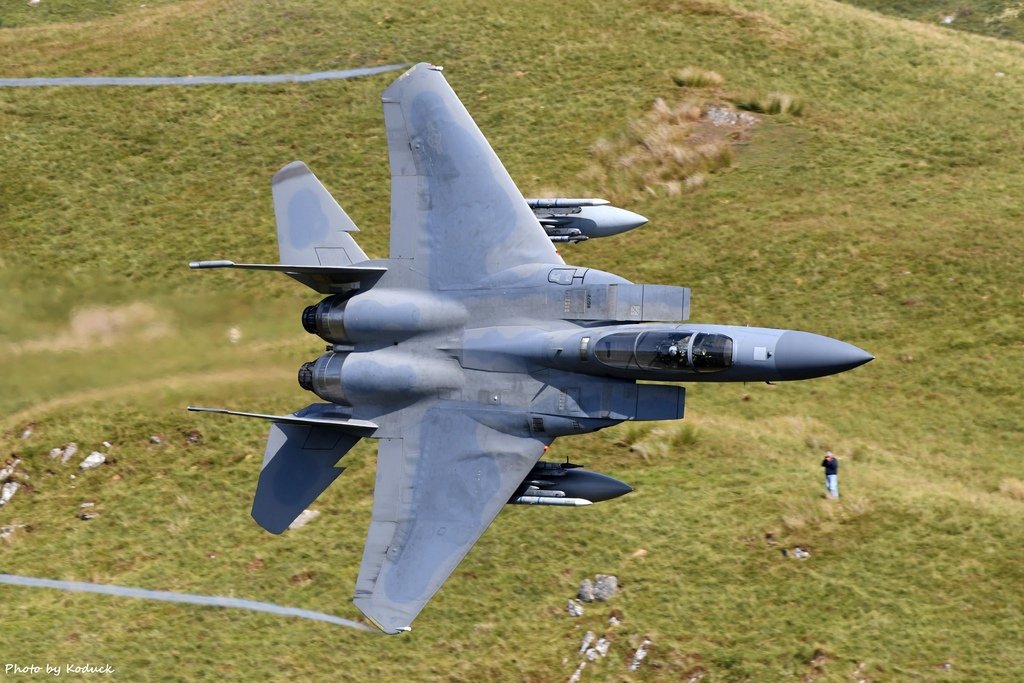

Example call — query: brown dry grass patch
[586,94,750,198]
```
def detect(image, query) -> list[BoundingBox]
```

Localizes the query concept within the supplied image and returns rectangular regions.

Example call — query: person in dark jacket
[821,451,839,498]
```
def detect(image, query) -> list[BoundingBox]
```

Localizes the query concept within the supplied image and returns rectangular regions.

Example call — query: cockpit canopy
[593,330,733,373]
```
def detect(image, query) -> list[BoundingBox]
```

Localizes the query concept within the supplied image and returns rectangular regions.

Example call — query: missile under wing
[525,198,649,242]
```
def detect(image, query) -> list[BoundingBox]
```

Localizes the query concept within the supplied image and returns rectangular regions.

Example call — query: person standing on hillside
[821,451,839,498]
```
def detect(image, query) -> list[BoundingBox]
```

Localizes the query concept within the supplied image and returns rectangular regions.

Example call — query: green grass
[841,0,1024,42]
[2,0,1024,680]
[0,0,182,29]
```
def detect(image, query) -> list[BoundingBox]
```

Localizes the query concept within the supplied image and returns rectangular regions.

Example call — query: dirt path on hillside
[3,367,288,430]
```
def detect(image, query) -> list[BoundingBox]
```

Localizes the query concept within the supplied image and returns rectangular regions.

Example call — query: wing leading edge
[353,407,548,633]
[382,63,562,288]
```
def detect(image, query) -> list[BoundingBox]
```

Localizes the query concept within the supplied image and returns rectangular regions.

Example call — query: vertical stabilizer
[272,161,369,266]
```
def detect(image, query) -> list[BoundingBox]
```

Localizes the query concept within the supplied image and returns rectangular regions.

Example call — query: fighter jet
[189,63,872,634]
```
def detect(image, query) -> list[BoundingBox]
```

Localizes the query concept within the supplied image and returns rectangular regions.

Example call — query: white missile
[526,198,648,242]
[511,496,593,506]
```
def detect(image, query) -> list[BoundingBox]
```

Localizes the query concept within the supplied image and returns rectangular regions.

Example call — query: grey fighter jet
[189,63,872,634]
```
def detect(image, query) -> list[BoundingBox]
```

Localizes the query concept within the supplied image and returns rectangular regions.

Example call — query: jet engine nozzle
[301,305,319,335]
[297,352,349,405]
[301,295,349,343]
[297,361,315,391]
[302,290,469,344]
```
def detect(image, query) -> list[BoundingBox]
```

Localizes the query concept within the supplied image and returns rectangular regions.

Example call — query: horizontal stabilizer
[253,422,361,534]
[187,406,378,435]
[187,261,386,294]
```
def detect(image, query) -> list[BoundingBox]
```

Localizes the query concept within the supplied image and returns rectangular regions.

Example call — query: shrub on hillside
[672,67,724,88]
[734,92,805,116]
[999,478,1024,501]
[588,96,737,197]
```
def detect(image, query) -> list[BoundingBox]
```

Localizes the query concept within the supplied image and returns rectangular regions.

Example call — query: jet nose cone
[774,331,873,381]
[614,207,649,231]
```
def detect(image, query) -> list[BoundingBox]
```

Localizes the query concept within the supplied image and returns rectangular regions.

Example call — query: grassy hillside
[841,0,1024,42]
[2,0,1022,680]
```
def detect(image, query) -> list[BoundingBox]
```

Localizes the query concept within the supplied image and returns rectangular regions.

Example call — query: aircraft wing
[382,63,563,288]
[353,405,547,633]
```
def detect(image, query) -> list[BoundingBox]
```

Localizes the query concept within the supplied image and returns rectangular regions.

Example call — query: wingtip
[189,259,234,269]
[272,160,311,185]
[352,598,413,635]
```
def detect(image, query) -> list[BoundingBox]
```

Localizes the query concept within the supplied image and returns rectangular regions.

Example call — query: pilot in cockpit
[660,340,687,369]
